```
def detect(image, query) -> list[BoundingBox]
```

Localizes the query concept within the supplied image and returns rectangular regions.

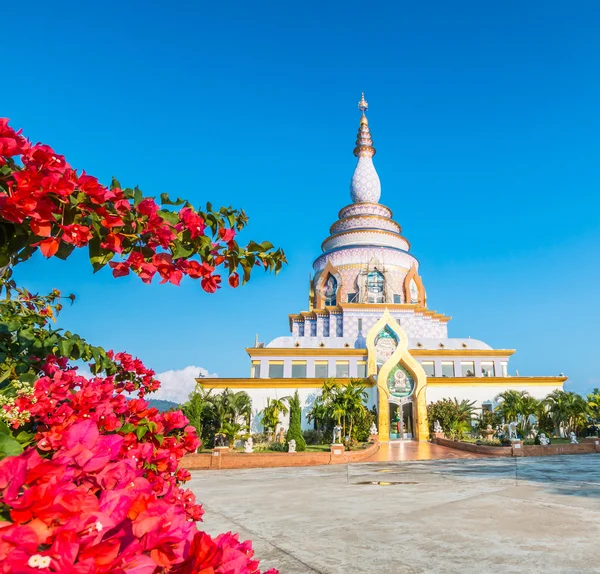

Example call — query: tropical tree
[495,390,540,438]
[286,390,307,451]
[221,420,249,447]
[545,390,589,436]
[307,380,369,441]
[427,397,476,438]
[587,388,600,425]
[260,396,290,439]
[180,385,215,447]
[0,119,280,572]
[180,386,253,446]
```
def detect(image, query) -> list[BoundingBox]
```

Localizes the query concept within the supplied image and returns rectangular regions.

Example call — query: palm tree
[587,388,600,425]
[260,396,290,440]
[221,420,249,447]
[307,379,369,440]
[545,390,589,437]
[495,390,540,438]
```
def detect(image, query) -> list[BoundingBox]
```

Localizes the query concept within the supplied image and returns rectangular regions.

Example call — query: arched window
[367,270,384,303]
[323,275,337,306]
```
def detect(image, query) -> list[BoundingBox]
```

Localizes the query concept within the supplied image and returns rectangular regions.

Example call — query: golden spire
[358,92,369,125]
[353,92,375,157]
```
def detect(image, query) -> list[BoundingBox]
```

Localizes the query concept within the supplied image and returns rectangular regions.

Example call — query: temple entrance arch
[389,397,414,440]
[365,310,429,442]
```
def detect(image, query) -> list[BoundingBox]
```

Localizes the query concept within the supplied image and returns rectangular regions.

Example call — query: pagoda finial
[350,93,381,203]
[358,92,368,112]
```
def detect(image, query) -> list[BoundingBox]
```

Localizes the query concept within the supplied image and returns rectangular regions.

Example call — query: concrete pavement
[189,454,600,573]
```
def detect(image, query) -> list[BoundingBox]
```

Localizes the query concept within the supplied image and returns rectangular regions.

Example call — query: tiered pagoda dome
[311,94,426,308]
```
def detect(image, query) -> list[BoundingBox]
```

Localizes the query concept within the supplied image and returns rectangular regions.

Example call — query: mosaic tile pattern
[339,203,391,219]
[331,215,400,234]
[350,155,381,203]
[314,247,417,273]
[322,230,409,252]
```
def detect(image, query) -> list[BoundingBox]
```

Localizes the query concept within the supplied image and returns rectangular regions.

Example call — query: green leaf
[158,210,179,225]
[0,433,24,459]
[172,243,194,260]
[54,242,76,261]
[134,186,143,206]
[135,425,148,440]
[119,423,136,434]
[57,338,75,358]
[110,177,122,190]
[160,193,186,206]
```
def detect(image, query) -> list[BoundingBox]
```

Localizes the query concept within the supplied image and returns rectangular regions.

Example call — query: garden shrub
[0,119,281,573]
[285,390,306,451]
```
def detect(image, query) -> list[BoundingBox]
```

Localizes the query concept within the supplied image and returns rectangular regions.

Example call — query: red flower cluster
[0,119,240,292]
[0,359,276,573]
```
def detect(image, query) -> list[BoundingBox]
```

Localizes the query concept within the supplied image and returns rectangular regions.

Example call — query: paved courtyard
[188,454,600,573]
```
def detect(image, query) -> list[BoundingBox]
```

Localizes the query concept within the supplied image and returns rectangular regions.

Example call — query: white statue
[538,433,550,446]
[433,420,443,434]
[507,421,518,441]
[369,422,378,436]
[288,439,296,453]
[244,437,254,453]
[332,424,342,444]
[570,432,578,444]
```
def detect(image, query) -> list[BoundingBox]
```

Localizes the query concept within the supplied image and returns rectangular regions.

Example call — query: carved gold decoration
[366,309,429,442]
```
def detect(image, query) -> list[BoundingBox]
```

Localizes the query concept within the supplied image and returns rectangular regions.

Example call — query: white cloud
[152,365,217,404]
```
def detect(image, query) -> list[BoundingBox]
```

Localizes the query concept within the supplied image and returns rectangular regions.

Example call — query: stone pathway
[189,454,600,573]
[363,440,484,462]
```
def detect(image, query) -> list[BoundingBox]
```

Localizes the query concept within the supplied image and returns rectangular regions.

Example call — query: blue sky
[4,1,600,396]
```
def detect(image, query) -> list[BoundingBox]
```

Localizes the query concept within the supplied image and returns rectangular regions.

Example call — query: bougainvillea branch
[0,120,279,572]
[0,118,286,289]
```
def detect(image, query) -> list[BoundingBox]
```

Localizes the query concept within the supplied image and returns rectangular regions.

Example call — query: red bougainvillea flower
[228,272,240,288]
[0,118,29,163]
[36,237,60,258]
[201,274,222,293]
[22,144,69,173]
[101,232,124,253]
[60,224,93,247]
[179,207,206,239]
[218,227,236,244]
[109,261,130,278]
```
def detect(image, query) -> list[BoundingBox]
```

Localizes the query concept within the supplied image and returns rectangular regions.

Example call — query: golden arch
[366,309,429,442]
[314,261,342,309]
[404,264,426,306]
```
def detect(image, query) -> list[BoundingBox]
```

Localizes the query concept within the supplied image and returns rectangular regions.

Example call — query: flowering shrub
[0,120,280,572]
[0,118,285,288]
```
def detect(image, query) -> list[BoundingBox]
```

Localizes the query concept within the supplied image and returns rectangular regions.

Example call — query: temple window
[393,294,401,304]
[347,292,358,302]
[251,361,261,378]
[315,361,329,378]
[267,361,284,378]
[367,270,385,303]
[481,362,495,377]
[422,361,435,377]
[501,362,508,377]
[357,361,367,378]
[336,361,350,378]
[323,274,338,306]
[482,402,493,412]
[291,361,307,378]
[358,318,363,332]
[441,361,455,377]
[461,361,475,377]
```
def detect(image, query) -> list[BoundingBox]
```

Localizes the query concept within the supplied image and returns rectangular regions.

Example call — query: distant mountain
[146,399,180,412]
